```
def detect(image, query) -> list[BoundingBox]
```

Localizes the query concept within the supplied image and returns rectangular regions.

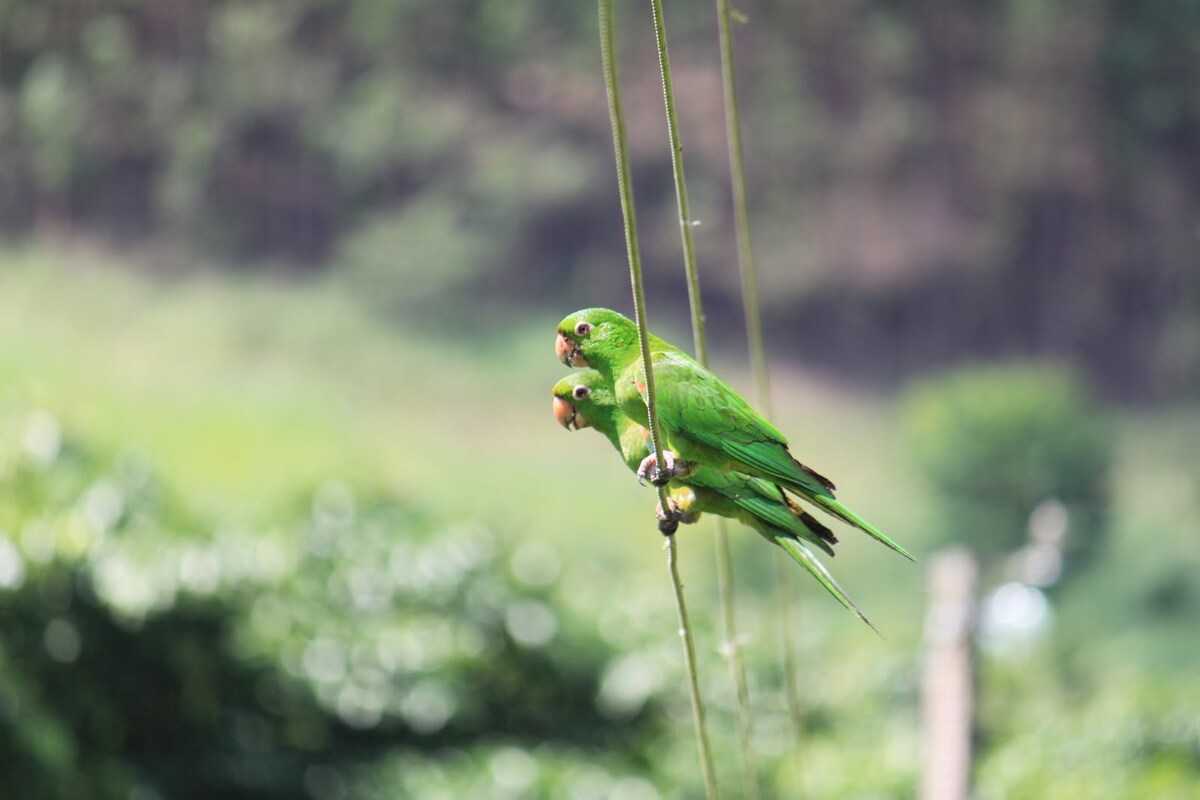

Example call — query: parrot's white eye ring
[572,385,591,400]
[575,321,593,337]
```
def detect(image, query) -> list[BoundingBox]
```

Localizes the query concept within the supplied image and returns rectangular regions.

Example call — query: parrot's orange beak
[556,333,588,367]
[553,396,575,429]
[552,396,588,430]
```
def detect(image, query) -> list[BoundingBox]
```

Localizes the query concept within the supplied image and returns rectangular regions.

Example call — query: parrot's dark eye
[572,385,591,400]
[575,321,593,337]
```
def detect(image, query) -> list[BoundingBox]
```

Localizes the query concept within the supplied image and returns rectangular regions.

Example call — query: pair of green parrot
[550,307,914,628]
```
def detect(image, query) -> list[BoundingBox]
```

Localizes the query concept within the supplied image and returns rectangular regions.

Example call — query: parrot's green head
[555,308,639,377]
[551,369,620,437]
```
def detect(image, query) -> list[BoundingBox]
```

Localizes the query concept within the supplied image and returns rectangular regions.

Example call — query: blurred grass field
[0,243,930,575]
[4,242,1197,634]
[3,243,1199,797]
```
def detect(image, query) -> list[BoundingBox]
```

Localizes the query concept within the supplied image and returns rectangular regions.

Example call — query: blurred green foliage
[0,0,603,265]
[1,256,1198,796]
[902,363,1111,562]
[0,404,662,799]
[337,194,490,310]
[976,657,1200,800]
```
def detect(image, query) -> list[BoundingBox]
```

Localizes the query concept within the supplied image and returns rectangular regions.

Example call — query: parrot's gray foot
[637,450,670,485]
[654,493,698,536]
[656,498,700,526]
[637,450,690,486]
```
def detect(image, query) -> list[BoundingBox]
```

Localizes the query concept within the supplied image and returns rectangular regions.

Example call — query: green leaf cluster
[902,363,1112,563]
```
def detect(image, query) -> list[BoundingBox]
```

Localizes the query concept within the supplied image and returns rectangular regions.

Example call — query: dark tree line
[0,0,1196,397]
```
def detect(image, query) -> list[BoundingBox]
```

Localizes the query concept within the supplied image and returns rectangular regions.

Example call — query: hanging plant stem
[647,0,759,795]
[715,0,806,739]
[597,2,721,797]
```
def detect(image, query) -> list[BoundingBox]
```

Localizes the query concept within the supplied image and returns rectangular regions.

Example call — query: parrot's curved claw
[655,500,681,536]
[636,451,662,485]
[637,450,689,486]
[655,498,700,526]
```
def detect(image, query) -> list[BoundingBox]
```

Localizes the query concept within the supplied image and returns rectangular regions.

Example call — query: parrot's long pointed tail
[773,535,878,634]
[799,492,915,562]
[736,495,835,557]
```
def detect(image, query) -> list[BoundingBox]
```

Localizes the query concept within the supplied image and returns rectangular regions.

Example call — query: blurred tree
[0,0,1197,392]
[901,363,1112,569]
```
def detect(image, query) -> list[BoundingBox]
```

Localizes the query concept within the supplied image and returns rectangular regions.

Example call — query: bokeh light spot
[510,540,561,588]
[23,411,61,466]
[0,534,26,590]
[44,617,82,663]
[505,600,557,648]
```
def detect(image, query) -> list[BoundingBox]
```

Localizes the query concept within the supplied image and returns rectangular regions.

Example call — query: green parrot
[555,307,914,562]
[552,370,873,626]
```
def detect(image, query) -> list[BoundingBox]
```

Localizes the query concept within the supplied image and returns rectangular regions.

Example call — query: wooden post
[921,548,978,800]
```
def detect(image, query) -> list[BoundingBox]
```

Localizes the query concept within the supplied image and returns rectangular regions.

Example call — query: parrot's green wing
[680,466,837,556]
[679,480,873,627]
[646,351,915,562]
[731,493,836,557]
[646,352,833,493]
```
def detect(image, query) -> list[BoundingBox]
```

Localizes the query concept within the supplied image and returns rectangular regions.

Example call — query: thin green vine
[647,0,758,796]
[715,0,805,738]
[597,2,721,797]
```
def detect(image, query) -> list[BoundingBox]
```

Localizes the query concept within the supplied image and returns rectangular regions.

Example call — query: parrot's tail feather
[795,492,916,563]
[782,493,838,546]
[792,456,836,493]
[736,495,836,557]
[774,535,878,635]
